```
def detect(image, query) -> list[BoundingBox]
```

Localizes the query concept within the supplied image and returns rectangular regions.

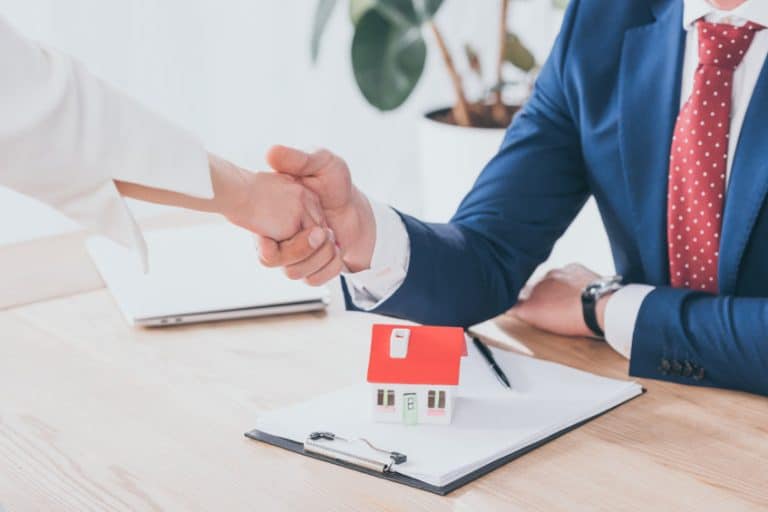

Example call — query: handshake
[213,145,377,286]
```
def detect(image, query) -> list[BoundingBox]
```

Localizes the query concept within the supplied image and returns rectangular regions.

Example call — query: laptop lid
[86,223,329,325]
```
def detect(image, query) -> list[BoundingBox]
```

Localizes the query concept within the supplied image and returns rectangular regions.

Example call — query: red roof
[366,324,466,386]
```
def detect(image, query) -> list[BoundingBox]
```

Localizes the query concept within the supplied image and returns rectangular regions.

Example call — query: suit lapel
[718,60,768,295]
[618,0,685,286]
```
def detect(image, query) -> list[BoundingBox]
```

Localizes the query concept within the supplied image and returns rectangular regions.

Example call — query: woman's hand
[116,153,326,242]
[208,154,323,241]
[208,154,346,287]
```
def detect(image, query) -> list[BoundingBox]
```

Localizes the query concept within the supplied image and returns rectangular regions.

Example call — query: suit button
[659,358,671,375]
[671,360,683,376]
[693,366,706,381]
[682,361,694,377]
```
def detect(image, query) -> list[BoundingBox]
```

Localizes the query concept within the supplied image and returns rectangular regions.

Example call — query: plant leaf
[351,8,427,110]
[372,0,421,27]
[310,0,339,63]
[349,0,377,24]
[504,32,536,72]
[355,0,442,29]
[412,0,444,22]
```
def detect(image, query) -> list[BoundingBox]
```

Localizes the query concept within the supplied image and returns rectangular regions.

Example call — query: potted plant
[311,0,567,220]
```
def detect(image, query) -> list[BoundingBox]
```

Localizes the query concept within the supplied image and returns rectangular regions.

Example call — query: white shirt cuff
[344,200,410,310]
[603,284,655,359]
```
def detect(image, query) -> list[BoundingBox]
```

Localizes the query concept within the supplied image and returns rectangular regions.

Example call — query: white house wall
[369,384,456,425]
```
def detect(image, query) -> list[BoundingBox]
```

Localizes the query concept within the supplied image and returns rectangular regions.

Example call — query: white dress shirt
[0,16,213,270]
[345,0,768,359]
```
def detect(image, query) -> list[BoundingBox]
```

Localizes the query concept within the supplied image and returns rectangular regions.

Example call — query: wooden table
[1,226,766,511]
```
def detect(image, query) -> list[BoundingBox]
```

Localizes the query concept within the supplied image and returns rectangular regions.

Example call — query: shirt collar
[683,0,768,31]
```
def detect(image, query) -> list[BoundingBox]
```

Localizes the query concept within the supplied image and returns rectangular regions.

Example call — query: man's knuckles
[310,148,335,170]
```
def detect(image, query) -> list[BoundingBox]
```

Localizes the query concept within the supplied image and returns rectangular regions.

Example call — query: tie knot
[697,20,765,69]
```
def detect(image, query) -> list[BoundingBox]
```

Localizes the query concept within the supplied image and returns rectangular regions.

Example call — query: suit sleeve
[630,288,768,395]
[0,16,212,268]
[342,0,589,327]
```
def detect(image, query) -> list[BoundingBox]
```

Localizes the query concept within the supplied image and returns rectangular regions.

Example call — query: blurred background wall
[0,0,613,276]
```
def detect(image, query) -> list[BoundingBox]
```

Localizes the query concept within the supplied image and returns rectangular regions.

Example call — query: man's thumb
[266,145,310,176]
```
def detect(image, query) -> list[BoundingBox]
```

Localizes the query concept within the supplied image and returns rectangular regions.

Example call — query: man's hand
[256,146,377,285]
[509,263,612,338]
[259,225,345,286]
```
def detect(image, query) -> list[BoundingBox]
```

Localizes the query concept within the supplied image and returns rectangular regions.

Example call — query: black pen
[471,336,512,389]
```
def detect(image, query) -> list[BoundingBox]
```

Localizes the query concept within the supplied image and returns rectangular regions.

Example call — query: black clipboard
[244,390,644,496]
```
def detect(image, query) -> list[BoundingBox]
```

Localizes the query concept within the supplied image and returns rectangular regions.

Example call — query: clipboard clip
[305,431,407,473]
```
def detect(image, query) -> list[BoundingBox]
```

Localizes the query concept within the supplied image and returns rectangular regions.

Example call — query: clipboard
[245,392,643,496]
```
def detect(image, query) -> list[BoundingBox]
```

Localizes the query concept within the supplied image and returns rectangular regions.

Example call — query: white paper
[253,342,643,487]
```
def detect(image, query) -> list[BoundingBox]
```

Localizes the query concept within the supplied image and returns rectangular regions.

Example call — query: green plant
[311,0,568,128]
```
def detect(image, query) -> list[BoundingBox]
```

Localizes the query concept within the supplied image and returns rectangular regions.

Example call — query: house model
[367,324,466,426]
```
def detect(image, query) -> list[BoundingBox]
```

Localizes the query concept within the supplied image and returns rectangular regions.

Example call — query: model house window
[427,390,446,409]
[377,389,395,406]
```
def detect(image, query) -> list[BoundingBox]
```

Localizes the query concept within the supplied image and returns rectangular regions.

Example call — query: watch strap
[582,298,604,338]
[581,276,623,338]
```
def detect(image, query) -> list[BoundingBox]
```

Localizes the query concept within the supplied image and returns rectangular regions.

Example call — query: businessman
[261,0,768,396]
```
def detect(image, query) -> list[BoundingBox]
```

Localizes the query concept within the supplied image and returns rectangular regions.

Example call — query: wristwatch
[581,275,623,338]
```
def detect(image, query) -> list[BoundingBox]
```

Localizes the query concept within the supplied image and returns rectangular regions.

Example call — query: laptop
[86,223,330,327]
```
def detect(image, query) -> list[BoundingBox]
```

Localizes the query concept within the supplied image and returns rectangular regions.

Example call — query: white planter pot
[418,109,506,222]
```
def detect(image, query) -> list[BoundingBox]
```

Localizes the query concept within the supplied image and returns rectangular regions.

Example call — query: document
[250,341,643,490]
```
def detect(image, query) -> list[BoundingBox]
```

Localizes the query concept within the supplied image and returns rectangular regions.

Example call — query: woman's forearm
[114,154,248,217]
[117,153,326,242]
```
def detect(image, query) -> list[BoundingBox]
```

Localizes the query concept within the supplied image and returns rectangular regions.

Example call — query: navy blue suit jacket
[343,0,768,396]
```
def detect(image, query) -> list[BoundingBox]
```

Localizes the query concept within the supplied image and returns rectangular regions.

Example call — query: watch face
[584,276,622,299]
[582,285,600,301]
[595,276,616,287]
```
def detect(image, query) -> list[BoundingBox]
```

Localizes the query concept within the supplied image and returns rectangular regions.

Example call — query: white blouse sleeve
[0,16,213,269]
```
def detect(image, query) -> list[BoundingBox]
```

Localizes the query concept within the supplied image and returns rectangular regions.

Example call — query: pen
[471,336,512,389]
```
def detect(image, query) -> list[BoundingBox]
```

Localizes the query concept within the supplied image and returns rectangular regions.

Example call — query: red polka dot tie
[667,20,764,293]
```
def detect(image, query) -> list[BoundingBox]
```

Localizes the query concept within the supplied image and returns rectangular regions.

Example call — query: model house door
[403,393,418,425]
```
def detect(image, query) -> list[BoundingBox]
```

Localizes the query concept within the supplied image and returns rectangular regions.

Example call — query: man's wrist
[581,275,623,337]
[595,292,614,333]
[340,188,376,272]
